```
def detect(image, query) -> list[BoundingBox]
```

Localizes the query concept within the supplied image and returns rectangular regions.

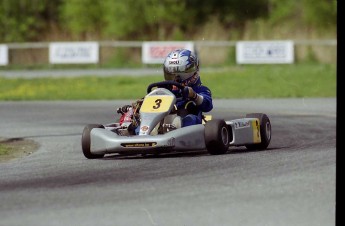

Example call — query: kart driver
[117,48,213,132]
[162,48,213,126]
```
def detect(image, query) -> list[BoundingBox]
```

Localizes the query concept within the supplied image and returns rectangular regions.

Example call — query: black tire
[81,124,105,159]
[245,113,271,150]
[205,119,230,155]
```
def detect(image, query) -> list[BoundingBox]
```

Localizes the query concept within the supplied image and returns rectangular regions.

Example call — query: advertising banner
[0,44,9,66]
[142,41,195,64]
[236,40,294,64]
[49,42,99,64]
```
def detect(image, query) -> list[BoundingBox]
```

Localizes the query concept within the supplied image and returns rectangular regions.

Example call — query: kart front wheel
[245,113,271,150]
[82,124,105,159]
[205,119,230,155]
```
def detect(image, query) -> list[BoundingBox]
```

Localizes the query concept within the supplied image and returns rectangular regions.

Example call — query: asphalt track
[0,98,336,226]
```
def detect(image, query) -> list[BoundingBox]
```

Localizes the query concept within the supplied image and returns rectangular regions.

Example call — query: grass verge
[0,63,336,100]
[0,138,40,162]
[0,144,10,156]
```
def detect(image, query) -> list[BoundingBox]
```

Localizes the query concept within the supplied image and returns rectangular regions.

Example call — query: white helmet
[163,49,200,86]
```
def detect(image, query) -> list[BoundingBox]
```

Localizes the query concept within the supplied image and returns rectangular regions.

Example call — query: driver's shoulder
[194,84,211,92]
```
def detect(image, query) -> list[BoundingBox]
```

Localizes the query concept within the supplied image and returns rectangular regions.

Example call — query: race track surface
[0,98,336,226]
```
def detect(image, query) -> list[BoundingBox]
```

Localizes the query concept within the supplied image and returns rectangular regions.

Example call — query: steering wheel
[146,81,189,101]
[147,81,184,93]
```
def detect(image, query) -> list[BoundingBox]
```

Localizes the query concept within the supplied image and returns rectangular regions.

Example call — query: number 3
[153,99,162,109]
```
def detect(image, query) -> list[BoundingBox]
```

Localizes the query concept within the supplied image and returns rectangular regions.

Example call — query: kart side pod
[225,113,271,150]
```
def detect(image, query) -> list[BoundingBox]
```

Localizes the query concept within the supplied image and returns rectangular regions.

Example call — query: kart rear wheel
[205,119,230,155]
[245,113,271,150]
[82,124,105,159]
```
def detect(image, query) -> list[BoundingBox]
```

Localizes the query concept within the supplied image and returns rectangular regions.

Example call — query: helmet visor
[163,62,198,81]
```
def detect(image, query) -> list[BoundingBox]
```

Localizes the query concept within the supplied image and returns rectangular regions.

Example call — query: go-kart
[81,81,271,159]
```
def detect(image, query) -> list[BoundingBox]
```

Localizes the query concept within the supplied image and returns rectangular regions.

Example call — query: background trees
[0,0,60,42]
[0,0,337,42]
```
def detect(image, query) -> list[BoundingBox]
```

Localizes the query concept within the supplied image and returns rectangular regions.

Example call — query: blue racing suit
[174,81,213,127]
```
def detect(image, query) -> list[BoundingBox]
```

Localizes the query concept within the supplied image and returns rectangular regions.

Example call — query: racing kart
[81,81,271,159]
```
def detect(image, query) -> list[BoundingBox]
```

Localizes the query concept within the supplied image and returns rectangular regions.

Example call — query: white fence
[0,40,337,66]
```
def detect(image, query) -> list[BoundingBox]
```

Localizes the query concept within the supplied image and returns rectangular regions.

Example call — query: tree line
[0,0,337,43]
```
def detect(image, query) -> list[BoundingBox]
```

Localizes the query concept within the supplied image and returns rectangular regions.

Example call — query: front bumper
[90,124,206,155]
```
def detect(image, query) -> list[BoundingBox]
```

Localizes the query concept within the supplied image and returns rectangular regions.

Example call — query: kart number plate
[140,96,174,113]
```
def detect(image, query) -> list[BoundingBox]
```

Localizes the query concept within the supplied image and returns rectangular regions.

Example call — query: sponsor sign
[0,44,9,66]
[121,142,157,148]
[142,41,195,64]
[236,40,294,64]
[167,138,175,147]
[234,120,251,129]
[49,42,99,64]
[140,126,149,132]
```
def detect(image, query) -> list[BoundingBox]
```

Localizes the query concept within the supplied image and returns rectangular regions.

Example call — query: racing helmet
[163,49,200,86]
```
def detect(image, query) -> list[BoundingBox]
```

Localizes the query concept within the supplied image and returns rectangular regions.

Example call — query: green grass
[205,63,336,98]
[0,63,336,100]
[0,144,9,156]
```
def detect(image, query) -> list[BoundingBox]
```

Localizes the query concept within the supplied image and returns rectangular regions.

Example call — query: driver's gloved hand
[117,105,132,115]
[183,86,197,100]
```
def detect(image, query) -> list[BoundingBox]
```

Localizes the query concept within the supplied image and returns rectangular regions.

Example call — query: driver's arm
[186,86,213,112]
